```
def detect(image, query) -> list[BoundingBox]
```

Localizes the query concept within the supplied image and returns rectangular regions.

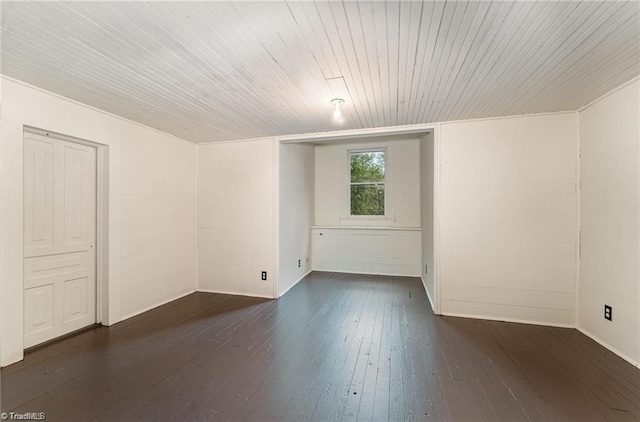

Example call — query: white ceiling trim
[276,122,434,144]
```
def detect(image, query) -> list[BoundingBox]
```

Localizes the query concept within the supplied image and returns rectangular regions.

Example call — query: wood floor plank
[279,275,368,421]
[2,271,639,422]
[402,279,452,421]
[310,275,380,422]
[453,319,545,421]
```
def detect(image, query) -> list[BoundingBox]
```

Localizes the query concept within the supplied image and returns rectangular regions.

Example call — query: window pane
[350,151,385,183]
[351,184,385,216]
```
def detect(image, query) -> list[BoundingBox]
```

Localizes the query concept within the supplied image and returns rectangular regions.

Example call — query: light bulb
[331,98,344,120]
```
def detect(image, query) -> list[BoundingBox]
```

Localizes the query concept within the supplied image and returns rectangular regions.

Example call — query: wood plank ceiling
[1,1,639,143]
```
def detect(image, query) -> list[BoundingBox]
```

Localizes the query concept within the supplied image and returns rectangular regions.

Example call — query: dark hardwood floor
[2,272,639,421]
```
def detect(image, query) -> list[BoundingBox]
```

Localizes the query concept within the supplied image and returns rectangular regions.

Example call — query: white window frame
[341,144,395,225]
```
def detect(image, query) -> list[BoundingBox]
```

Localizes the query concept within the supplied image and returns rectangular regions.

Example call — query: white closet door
[24,132,97,348]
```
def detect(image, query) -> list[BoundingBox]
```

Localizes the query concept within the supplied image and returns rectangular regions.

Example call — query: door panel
[63,144,95,245]
[26,251,87,279]
[24,132,97,348]
[24,138,54,251]
[63,277,88,324]
[24,284,55,337]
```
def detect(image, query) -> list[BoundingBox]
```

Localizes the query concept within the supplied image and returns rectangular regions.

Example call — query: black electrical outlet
[425,265,428,274]
[604,305,612,321]
[261,271,267,281]
[298,259,301,268]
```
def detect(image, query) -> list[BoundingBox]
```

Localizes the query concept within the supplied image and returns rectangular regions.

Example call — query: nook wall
[420,132,436,309]
[278,143,314,297]
[313,139,422,276]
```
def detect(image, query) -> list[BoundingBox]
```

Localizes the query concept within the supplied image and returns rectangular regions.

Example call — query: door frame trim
[23,126,108,326]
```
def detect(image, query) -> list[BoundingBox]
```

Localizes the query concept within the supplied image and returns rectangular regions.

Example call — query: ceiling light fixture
[331,98,345,119]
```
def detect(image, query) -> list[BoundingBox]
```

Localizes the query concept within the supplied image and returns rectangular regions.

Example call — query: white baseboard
[311,268,420,278]
[278,269,312,298]
[420,276,436,313]
[196,288,274,300]
[440,311,575,329]
[577,327,639,368]
[119,289,196,321]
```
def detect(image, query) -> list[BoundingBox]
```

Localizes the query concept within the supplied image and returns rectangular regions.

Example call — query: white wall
[420,132,435,309]
[198,138,276,298]
[119,132,197,319]
[312,227,421,276]
[439,113,579,326]
[578,79,639,366]
[0,77,197,366]
[278,143,314,296]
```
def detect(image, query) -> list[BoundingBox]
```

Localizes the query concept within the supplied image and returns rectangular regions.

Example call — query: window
[350,150,385,216]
